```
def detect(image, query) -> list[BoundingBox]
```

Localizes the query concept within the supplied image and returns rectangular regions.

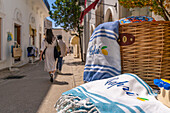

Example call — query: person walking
[40,29,57,82]
[57,35,66,73]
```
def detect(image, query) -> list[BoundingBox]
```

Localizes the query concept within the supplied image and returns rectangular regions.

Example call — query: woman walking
[40,29,57,82]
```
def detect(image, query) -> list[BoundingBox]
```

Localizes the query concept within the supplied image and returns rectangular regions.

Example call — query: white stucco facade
[0,0,49,70]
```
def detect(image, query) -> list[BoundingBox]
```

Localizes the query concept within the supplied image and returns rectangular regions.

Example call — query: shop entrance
[30,29,36,45]
[14,24,21,45]
[14,24,21,62]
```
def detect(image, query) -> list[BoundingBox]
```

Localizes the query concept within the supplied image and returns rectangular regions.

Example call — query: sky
[46,0,62,28]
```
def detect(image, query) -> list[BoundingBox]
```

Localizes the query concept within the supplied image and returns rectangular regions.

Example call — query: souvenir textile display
[7,32,13,41]
[83,21,121,82]
[27,46,38,57]
[12,44,22,58]
[55,73,170,113]
[119,16,156,24]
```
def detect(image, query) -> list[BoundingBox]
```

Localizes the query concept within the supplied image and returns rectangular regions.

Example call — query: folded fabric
[154,79,170,90]
[55,73,170,113]
[83,21,121,82]
[119,16,156,24]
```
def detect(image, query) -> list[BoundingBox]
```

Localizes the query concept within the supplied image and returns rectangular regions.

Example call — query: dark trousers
[57,57,63,71]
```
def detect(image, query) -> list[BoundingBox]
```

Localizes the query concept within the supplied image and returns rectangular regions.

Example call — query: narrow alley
[0,54,84,113]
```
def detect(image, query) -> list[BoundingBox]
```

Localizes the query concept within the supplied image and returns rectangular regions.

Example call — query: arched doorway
[104,8,114,22]
[13,8,23,45]
[13,8,23,62]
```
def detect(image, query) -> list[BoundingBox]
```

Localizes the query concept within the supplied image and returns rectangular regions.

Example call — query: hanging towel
[84,21,121,82]
[55,73,170,113]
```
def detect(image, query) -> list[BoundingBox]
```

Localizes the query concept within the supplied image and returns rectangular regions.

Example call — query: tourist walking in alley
[40,29,58,82]
[56,35,67,74]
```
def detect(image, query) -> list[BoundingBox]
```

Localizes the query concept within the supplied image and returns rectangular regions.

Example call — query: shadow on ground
[65,61,85,66]
[58,73,73,76]
[53,80,69,85]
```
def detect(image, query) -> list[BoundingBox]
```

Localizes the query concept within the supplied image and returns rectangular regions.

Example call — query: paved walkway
[0,54,85,113]
[37,54,85,113]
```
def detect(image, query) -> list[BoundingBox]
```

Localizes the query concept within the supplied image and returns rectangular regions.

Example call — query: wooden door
[17,26,21,45]
[14,24,21,45]
[14,24,21,62]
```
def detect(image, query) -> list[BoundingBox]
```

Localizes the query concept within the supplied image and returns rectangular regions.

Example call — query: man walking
[57,35,66,73]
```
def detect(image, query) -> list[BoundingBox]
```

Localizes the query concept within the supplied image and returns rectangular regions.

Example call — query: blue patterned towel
[55,73,170,113]
[83,21,121,82]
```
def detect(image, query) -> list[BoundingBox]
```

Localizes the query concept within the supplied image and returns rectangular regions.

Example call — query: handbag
[42,47,47,60]
[13,45,22,58]
[54,45,60,60]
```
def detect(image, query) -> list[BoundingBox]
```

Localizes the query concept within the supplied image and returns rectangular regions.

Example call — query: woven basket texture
[119,21,170,88]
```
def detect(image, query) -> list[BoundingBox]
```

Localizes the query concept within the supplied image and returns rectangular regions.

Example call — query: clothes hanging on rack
[27,46,38,57]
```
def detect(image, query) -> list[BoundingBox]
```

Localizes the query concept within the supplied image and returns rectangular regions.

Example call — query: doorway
[30,29,35,45]
[14,24,21,45]
[14,24,21,62]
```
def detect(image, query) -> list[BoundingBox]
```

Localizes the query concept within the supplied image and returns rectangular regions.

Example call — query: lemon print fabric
[137,97,149,101]
[101,46,108,55]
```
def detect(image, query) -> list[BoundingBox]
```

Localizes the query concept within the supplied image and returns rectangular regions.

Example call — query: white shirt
[58,39,66,57]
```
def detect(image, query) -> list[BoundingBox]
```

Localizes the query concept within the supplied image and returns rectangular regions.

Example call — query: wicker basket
[119,21,170,89]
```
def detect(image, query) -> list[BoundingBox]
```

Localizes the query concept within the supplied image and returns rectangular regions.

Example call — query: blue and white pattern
[55,74,170,113]
[83,21,121,82]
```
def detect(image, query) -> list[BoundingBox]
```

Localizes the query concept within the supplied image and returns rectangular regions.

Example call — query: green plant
[49,0,84,61]
[118,0,170,21]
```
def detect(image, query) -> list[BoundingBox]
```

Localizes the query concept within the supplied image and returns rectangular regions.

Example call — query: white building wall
[0,0,48,70]
[104,0,119,21]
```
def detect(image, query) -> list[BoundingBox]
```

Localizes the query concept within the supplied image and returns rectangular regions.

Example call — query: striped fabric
[55,74,170,113]
[83,21,121,82]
